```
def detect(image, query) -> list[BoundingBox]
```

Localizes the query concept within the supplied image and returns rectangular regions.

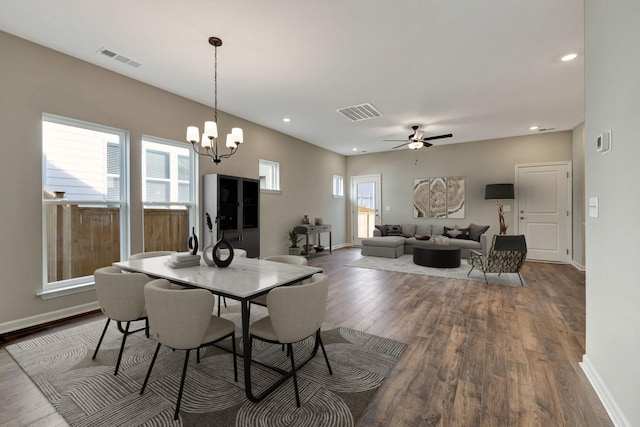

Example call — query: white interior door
[516,162,571,262]
[351,174,381,246]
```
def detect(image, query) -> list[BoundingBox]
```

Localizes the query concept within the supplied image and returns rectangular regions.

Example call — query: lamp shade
[225,133,235,148]
[203,121,218,139]
[186,126,200,143]
[231,127,243,143]
[485,183,514,200]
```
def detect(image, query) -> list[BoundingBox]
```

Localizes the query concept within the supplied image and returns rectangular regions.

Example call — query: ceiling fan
[385,125,453,149]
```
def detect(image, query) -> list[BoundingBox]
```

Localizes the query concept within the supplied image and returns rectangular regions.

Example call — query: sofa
[361,223,490,259]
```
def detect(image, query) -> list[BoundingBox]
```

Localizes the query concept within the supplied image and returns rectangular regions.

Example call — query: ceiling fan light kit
[384,125,453,150]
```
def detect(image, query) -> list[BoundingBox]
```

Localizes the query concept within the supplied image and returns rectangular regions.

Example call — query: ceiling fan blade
[423,142,433,148]
[392,142,410,149]
[383,139,410,142]
[422,133,453,141]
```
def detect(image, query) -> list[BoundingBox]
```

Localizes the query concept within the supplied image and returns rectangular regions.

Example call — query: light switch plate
[589,197,599,218]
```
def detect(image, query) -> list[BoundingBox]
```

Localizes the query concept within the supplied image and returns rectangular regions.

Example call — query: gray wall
[346,132,573,241]
[584,1,640,425]
[0,31,346,331]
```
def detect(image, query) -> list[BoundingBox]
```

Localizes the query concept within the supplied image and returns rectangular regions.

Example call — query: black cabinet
[203,174,260,258]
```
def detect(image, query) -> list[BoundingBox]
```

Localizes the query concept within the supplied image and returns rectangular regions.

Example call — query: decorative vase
[212,232,234,268]
[288,246,302,256]
[202,231,216,266]
[187,226,199,255]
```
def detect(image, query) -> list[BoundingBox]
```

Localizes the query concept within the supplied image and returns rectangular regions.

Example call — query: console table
[294,224,332,256]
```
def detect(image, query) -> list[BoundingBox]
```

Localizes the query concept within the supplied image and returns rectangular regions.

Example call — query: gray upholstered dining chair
[219,248,247,258]
[130,250,175,260]
[248,273,332,407]
[263,254,308,265]
[249,255,308,309]
[130,250,184,288]
[92,266,151,375]
[140,279,238,421]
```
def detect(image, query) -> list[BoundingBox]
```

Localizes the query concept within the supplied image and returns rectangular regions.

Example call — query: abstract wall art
[413,176,465,218]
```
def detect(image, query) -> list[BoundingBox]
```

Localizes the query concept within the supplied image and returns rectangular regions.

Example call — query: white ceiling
[0,0,584,155]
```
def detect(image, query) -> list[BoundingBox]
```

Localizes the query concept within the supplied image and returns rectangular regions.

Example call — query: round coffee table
[413,246,461,268]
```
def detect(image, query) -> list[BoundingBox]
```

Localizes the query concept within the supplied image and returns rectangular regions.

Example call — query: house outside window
[259,159,280,192]
[42,114,129,293]
[142,136,197,252]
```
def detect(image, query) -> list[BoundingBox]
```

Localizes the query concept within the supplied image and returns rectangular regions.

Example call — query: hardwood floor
[0,248,612,427]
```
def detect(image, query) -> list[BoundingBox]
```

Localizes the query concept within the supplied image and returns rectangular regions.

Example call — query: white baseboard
[570,259,586,271]
[330,243,351,250]
[0,302,100,335]
[580,355,631,427]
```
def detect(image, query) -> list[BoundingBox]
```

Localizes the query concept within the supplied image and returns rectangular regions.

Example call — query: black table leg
[242,295,321,403]
[241,299,260,402]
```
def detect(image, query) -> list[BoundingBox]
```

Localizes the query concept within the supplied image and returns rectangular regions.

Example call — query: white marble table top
[114,255,321,299]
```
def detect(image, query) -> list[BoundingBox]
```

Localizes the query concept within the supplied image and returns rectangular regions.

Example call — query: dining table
[113,254,322,402]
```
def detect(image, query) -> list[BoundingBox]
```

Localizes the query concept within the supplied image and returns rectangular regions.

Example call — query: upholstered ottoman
[413,245,461,268]
[361,236,405,258]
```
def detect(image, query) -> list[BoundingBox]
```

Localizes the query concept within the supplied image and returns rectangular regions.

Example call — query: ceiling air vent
[337,103,382,122]
[99,49,117,58]
[97,48,142,68]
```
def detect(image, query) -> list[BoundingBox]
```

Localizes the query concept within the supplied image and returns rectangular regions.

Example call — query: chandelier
[186,36,243,164]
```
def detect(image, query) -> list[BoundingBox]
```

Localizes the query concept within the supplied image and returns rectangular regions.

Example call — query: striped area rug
[6,312,405,426]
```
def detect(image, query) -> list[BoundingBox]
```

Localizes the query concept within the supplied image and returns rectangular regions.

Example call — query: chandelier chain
[214,42,218,123]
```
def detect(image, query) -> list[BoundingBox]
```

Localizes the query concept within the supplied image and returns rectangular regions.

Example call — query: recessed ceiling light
[282,117,291,122]
[529,126,539,130]
[352,148,358,151]
[561,53,578,62]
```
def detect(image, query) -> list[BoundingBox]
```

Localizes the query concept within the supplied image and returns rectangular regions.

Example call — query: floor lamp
[485,184,515,235]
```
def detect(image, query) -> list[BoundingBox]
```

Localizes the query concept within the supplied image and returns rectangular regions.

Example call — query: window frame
[141,134,198,242]
[41,113,130,296]
[259,159,281,193]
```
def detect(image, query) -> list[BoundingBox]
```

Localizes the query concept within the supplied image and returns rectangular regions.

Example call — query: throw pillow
[385,224,403,236]
[415,234,431,241]
[434,235,450,245]
[374,225,388,236]
[401,224,417,237]
[443,226,470,239]
[468,223,490,242]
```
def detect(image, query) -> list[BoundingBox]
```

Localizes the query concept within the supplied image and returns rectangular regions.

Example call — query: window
[259,159,280,192]
[333,175,344,198]
[42,114,129,293]
[142,136,197,252]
